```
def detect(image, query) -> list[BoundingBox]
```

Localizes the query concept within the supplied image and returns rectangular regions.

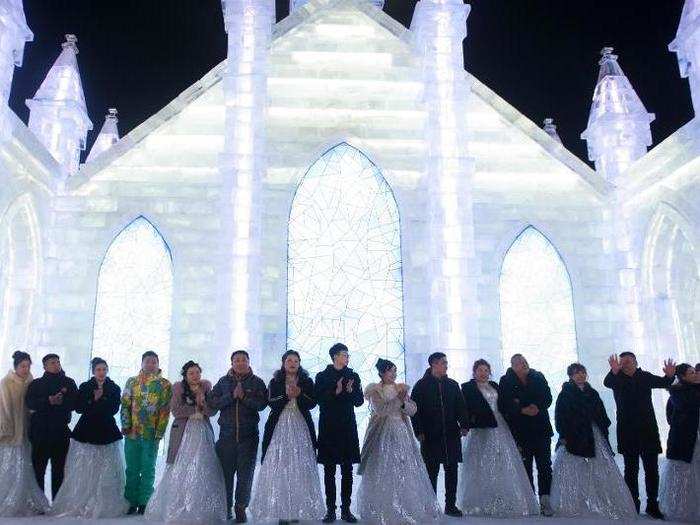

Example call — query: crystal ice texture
[670,0,700,116]
[287,143,404,426]
[91,217,173,392]
[86,108,119,162]
[499,227,578,392]
[26,34,93,174]
[581,47,655,181]
[543,118,562,144]
[0,0,32,104]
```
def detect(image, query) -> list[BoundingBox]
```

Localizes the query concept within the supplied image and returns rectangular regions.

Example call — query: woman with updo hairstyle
[550,362,636,519]
[357,357,441,524]
[250,349,325,523]
[0,351,48,516]
[51,357,128,518]
[459,359,539,517]
[659,363,700,523]
[145,360,227,523]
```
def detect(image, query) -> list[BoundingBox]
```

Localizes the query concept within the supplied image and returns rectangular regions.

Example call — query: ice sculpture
[543,117,562,144]
[86,108,119,162]
[0,0,32,105]
[219,0,274,363]
[91,217,173,391]
[581,47,654,181]
[410,0,478,374]
[26,34,93,174]
[670,0,700,117]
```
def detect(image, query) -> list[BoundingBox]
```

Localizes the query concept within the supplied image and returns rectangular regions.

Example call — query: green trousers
[124,437,159,506]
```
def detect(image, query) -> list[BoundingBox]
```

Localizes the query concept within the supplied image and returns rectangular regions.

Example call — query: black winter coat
[72,377,122,445]
[554,381,611,458]
[497,368,553,448]
[208,369,268,443]
[25,371,78,443]
[461,380,499,428]
[261,369,317,462]
[603,369,673,455]
[410,369,468,464]
[665,383,700,463]
[315,365,363,465]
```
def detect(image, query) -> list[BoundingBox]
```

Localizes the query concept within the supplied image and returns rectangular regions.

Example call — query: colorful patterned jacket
[120,370,172,440]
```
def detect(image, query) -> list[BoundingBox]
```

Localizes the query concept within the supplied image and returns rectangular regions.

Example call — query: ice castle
[0,0,698,433]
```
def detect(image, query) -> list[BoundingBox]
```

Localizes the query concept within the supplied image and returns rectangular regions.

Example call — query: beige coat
[166,380,216,464]
[0,370,33,445]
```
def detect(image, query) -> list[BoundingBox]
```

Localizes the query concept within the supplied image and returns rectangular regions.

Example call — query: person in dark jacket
[410,352,468,518]
[25,353,78,498]
[50,357,128,518]
[659,363,700,523]
[315,342,363,524]
[551,363,637,519]
[208,350,267,524]
[603,352,675,518]
[497,353,554,516]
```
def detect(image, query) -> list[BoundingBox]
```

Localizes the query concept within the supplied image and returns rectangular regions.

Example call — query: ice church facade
[0,0,698,432]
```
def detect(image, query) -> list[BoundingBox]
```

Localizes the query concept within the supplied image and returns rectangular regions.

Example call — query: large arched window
[91,217,173,389]
[0,195,41,364]
[499,226,578,390]
[287,143,404,428]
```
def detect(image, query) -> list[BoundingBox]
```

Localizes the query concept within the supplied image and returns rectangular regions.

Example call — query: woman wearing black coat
[50,358,128,518]
[659,363,700,523]
[249,351,325,523]
[459,360,539,517]
[550,363,636,519]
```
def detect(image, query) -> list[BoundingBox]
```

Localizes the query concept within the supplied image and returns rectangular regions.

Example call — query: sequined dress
[357,383,441,525]
[659,422,700,523]
[459,382,539,517]
[145,414,227,523]
[249,398,324,522]
[551,423,637,519]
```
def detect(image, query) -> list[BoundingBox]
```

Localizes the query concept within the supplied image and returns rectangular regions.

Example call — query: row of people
[0,346,697,523]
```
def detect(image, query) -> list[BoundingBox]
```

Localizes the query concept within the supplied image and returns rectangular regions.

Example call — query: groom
[315,343,364,523]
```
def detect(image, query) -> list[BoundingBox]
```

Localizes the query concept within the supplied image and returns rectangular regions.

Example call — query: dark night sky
[8,0,692,165]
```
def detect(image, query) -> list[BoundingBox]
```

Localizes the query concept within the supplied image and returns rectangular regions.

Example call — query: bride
[459,359,539,517]
[145,361,226,523]
[357,358,441,525]
[249,350,325,523]
[0,351,49,516]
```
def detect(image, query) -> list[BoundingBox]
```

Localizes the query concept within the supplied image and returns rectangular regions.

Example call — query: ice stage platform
[0,515,676,525]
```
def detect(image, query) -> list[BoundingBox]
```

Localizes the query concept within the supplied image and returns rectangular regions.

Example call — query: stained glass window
[287,143,404,429]
[499,226,578,392]
[91,217,173,389]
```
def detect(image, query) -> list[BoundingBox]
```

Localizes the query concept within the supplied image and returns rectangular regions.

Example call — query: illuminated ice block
[86,108,119,162]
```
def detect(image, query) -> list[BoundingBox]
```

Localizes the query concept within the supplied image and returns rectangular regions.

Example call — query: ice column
[543,117,562,144]
[410,0,479,376]
[218,0,274,368]
[86,108,119,162]
[0,0,32,104]
[670,0,700,117]
[581,47,654,182]
[26,35,92,174]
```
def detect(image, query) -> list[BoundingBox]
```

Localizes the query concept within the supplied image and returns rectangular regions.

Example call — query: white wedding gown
[358,383,441,525]
[551,424,637,519]
[0,442,49,516]
[50,440,129,518]
[145,415,227,523]
[249,398,325,522]
[459,382,539,517]
[659,425,700,523]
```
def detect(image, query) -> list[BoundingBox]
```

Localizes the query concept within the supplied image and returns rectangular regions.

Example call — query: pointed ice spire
[669,0,700,116]
[26,34,93,174]
[0,0,33,104]
[581,47,654,181]
[543,118,562,144]
[87,108,119,162]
